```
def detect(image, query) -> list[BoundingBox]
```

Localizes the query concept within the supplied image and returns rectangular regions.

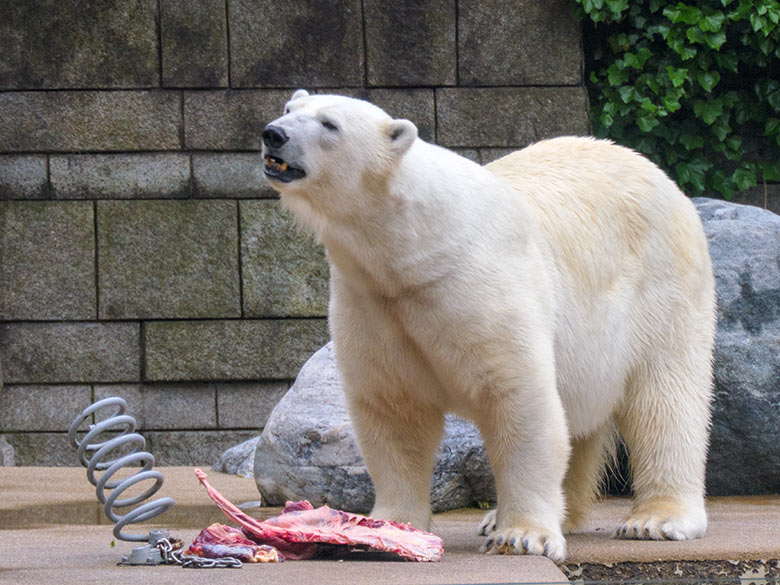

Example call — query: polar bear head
[261,90,418,228]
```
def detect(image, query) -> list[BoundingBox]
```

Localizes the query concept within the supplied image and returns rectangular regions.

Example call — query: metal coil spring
[68,397,175,542]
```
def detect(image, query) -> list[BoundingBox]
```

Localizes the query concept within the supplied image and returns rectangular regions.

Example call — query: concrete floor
[1,467,778,585]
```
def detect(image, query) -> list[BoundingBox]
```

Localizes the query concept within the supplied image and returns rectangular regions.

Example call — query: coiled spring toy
[67,397,175,543]
[68,397,242,568]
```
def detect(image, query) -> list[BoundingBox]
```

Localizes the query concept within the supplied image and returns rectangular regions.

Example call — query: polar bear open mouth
[264,155,306,183]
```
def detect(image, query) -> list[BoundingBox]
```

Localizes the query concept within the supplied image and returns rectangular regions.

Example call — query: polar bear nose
[263,125,289,149]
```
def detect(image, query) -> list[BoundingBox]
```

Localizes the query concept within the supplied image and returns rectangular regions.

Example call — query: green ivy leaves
[576,0,780,198]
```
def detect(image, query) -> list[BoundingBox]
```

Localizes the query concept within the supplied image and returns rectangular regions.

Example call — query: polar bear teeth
[265,156,288,173]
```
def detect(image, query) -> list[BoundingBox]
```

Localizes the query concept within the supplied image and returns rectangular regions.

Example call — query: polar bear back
[487,137,709,292]
[487,137,714,438]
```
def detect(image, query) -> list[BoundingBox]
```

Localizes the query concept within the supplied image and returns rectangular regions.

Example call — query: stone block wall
[0,0,590,465]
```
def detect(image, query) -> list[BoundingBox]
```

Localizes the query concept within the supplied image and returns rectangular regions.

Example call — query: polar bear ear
[290,89,310,101]
[387,119,418,155]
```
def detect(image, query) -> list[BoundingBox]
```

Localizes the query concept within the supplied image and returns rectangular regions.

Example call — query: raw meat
[186,523,282,562]
[194,468,443,562]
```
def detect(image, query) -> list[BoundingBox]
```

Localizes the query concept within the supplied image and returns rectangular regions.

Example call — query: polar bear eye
[321,120,338,131]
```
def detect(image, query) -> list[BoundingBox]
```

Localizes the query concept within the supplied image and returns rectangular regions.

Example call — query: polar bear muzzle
[262,125,306,183]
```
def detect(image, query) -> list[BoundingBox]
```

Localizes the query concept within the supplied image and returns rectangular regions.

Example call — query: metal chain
[157,537,243,569]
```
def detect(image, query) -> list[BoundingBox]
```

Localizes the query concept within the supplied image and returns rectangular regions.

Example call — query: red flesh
[186,523,282,562]
[194,468,443,562]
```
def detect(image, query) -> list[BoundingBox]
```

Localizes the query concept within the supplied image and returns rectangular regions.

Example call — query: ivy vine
[575,0,780,198]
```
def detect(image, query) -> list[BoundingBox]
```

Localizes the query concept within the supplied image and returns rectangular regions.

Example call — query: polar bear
[261,90,715,562]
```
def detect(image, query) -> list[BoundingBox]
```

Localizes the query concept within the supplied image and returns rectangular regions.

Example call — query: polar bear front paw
[480,524,566,563]
[614,501,706,541]
[478,510,497,535]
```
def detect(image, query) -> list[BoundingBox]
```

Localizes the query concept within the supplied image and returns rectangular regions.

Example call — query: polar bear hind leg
[615,345,712,540]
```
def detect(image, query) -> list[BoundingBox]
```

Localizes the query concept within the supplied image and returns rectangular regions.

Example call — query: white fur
[263,92,716,563]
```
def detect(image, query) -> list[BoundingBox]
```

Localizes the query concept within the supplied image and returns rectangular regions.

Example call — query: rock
[254,343,375,512]
[693,198,780,495]
[0,435,14,466]
[213,436,258,478]
[244,197,780,510]
[253,342,495,513]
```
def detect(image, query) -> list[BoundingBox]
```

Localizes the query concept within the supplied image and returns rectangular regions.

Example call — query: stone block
[0,201,95,320]
[436,87,590,147]
[730,184,780,216]
[229,0,363,87]
[184,90,289,150]
[0,91,181,152]
[0,0,158,89]
[453,149,481,164]
[93,384,145,426]
[364,0,456,86]
[480,148,518,164]
[241,200,329,317]
[94,384,217,430]
[145,430,259,465]
[97,200,240,319]
[0,156,48,199]
[0,385,91,431]
[3,433,73,466]
[458,0,583,86]
[0,322,140,384]
[140,384,217,429]
[193,153,275,198]
[216,382,289,428]
[161,0,229,87]
[144,319,329,381]
[328,89,436,143]
[51,154,191,199]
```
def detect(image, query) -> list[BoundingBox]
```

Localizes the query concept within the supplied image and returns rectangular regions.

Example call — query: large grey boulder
[247,198,780,509]
[253,342,495,512]
[694,198,780,495]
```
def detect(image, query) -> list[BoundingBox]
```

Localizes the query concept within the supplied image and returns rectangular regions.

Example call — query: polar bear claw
[478,510,497,536]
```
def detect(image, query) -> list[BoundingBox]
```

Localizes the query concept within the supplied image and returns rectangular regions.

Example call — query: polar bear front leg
[346,392,445,531]
[476,373,570,563]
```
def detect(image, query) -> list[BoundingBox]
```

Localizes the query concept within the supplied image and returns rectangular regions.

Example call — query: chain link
[157,537,243,569]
